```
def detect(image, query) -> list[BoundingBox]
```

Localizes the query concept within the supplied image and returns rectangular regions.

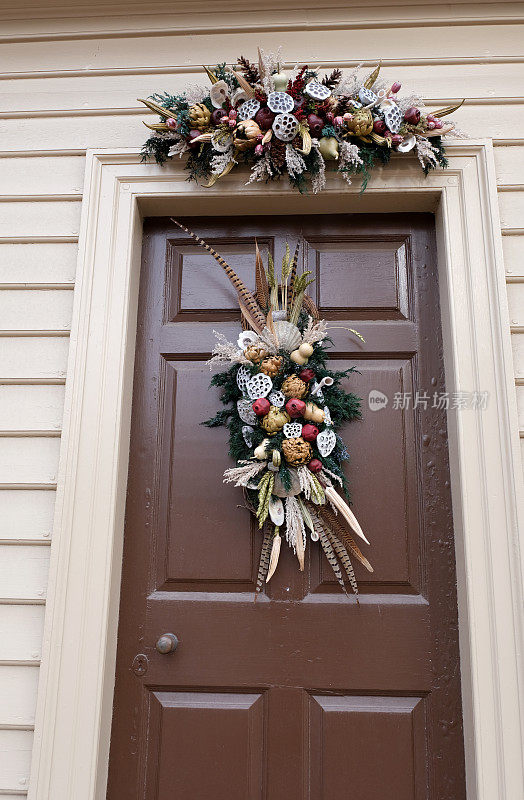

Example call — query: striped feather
[255,526,273,596]
[319,505,374,573]
[325,528,358,596]
[238,298,263,334]
[309,509,348,596]
[171,220,267,329]
[255,240,269,308]
[287,240,301,309]
[301,293,320,322]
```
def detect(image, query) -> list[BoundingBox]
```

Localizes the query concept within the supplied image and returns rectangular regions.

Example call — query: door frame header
[29,143,524,800]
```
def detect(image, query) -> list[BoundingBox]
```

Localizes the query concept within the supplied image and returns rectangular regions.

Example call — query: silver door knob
[155,633,179,654]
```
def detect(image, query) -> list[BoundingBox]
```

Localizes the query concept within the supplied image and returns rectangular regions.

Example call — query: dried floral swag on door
[141,50,464,192]
[172,220,373,597]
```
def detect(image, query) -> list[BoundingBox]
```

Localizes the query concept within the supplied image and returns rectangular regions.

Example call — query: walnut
[281,436,312,466]
[260,356,282,377]
[281,375,307,399]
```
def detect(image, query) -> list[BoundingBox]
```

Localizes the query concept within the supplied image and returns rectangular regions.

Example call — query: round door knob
[155,633,179,654]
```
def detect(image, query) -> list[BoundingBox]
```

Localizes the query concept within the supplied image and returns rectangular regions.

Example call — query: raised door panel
[309,694,427,799]
[146,691,265,800]
[156,360,256,591]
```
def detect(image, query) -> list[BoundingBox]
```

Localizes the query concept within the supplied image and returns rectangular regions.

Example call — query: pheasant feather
[310,509,348,596]
[319,505,374,573]
[255,526,273,596]
[254,240,269,309]
[325,528,358,596]
[171,219,267,330]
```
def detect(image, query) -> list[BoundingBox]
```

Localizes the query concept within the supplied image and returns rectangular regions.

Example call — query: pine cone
[322,69,342,90]
[282,437,312,466]
[281,375,307,399]
[260,356,282,378]
[270,139,286,172]
[188,103,211,131]
[237,56,260,86]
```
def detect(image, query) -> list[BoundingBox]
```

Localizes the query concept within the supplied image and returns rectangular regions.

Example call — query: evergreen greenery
[203,333,361,499]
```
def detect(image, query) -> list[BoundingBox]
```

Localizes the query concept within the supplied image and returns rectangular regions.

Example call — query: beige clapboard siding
[494,144,524,185]
[2,23,524,73]
[0,491,55,542]
[0,606,44,662]
[0,201,80,239]
[512,333,524,379]
[0,666,39,727]
[0,546,49,602]
[0,385,65,432]
[507,284,524,326]
[2,61,524,113]
[0,337,69,380]
[0,155,84,196]
[0,241,77,284]
[502,234,524,278]
[498,191,524,231]
[517,385,524,428]
[0,730,32,793]
[0,439,61,485]
[0,290,73,332]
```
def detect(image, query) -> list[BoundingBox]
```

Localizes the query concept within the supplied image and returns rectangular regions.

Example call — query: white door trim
[29,142,524,800]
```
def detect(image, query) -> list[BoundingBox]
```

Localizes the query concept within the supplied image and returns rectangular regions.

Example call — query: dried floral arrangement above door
[140,50,464,192]
[173,220,373,597]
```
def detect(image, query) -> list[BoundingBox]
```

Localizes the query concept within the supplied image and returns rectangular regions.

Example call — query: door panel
[107,215,466,800]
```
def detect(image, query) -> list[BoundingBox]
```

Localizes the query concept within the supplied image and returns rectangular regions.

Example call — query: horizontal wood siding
[0,1,523,794]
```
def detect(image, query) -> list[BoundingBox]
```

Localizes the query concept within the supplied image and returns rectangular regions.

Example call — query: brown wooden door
[107,214,466,800]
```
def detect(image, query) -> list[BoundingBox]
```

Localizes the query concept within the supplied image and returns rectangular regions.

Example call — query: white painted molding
[28,143,524,800]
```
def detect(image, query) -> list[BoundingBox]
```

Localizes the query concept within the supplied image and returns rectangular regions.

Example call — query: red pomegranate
[255,107,275,130]
[308,458,323,473]
[299,368,315,383]
[285,398,306,418]
[252,398,271,417]
[307,113,324,138]
[302,424,319,442]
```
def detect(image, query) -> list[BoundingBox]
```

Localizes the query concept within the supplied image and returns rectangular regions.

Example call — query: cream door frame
[29,142,524,800]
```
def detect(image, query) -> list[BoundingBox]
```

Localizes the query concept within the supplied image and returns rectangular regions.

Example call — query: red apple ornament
[299,368,315,383]
[302,424,319,442]
[308,458,323,473]
[286,398,306,418]
[253,398,271,417]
